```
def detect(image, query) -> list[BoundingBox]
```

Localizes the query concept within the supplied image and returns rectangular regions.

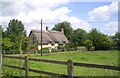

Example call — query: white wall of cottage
[38,43,58,50]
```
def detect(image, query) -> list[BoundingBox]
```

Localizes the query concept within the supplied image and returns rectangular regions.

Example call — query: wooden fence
[2,55,120,78]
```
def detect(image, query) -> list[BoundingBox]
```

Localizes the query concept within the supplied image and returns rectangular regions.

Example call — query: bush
[27,44,36,49]
[38,48,49,53]
[84,40,93,51]
[64,44,70,51]
[58,44,65,51]
[42,48,49,53]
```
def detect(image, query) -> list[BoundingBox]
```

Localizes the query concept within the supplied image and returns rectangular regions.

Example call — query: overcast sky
[0,0,119,36]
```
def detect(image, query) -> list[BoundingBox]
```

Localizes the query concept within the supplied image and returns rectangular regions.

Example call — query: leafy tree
[88,28,100,50]
[6,19,25,42]
[2,38,14,50]
[89,28,112,50]
[84,40,93,51]
[70,28,88,46]
[113,32,120,50]
[52,21,73,40]
[98,34,113,50]
[3,19,28,52]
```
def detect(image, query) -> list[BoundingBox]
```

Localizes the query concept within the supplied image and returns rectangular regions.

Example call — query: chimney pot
[46,27,48,31]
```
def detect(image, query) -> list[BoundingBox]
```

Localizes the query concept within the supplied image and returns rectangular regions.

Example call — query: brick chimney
[61,28,64,33]
[46,27,48,31]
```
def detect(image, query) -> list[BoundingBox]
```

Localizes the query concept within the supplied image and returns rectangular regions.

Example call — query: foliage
[112,32,120,50]
[2,38,14,51]
[1,20,119,51]
[58,44,65,51]
[98,35,113,50]
[42,48,49,53]
[2,19,28,51]
[84,40,93,51]
[52,23,116,50]
[64,44,70,51]
[88,28,112,50]
[21,36,29,50]
[0,25,3,35]
[70,28,88,47]
[52,21,73,40]
[28,44,36,49]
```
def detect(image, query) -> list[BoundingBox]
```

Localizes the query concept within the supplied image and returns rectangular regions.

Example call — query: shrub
[27,44,36,49]
[84,40,93,51]
[58,44,65,51]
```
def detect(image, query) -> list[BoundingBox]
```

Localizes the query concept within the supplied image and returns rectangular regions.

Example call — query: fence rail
[2,55,120,77]
[3,64,68,77]
[73,62,120,71]
[29,58,68,65]
[3,55,24,59]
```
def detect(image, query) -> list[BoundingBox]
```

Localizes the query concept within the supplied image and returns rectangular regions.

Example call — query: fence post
[0,52,2,77]
[67,60,73,78]
[0,52,2,66]
[25,56,29,77]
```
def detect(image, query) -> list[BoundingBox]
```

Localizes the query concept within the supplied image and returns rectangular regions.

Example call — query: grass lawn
[3,50,119,76]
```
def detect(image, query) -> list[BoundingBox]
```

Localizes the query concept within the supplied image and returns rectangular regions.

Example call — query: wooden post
[1,52,3,77]
[67,60,73,78]
[41,19,43,56]
[25,56,29,77]
[0,52,2,77]
[0,52,2,66]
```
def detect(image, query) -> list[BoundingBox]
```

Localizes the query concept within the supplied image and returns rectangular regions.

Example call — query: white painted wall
[38,43,58,50]
[38,45,48,50]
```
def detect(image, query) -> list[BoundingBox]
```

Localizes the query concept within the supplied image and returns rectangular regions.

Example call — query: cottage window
[49,41,52,44]
[63,41,65,43]
[55,41,59,43]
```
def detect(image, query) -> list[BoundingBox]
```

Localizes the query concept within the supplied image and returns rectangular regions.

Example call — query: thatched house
[29,27,69,51]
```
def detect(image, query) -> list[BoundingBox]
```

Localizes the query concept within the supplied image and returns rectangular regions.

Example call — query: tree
[2,38,14,50]
[98,34,113,50]
[6,19,25,42]
[88,28,112,50]
[84,40,93,51]
[70,28,88,46]
[52,21,73,40]
[113,32,120,50]
[4,19,28,52]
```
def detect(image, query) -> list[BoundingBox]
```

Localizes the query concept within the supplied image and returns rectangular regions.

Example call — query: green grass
[3,50,119,76]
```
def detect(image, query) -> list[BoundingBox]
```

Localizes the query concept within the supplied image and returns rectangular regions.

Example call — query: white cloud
[102,21,118,36]
[1,0,91,35]
[88,1,118,21]
[1,0,70,34]
[59,15,91,31]
[0,16,12,26]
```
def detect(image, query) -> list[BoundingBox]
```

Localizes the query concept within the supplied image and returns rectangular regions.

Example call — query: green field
[3,50,119,76]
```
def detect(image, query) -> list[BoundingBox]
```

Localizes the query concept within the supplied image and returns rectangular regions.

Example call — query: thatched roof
[29,30,69,44]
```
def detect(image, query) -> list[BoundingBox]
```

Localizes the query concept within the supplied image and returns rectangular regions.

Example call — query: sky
[0,0,119,36]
